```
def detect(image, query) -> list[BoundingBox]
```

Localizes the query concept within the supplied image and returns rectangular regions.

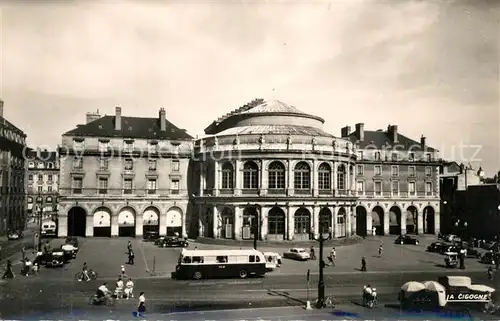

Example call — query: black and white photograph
[0,0,498,320]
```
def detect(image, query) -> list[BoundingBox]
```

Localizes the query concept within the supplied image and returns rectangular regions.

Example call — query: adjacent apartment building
[0,100,28,234]
[26,149,60,222]
[57,107,193,238]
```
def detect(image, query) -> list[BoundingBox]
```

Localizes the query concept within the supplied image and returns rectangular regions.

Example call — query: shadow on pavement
[266,289,306,305]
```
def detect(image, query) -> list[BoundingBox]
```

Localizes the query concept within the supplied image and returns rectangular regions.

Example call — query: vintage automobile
[143,231,160,242]
[154,236,167,245]
[159,237,189,248]
[427,242,449,253]
[264,252,282,271]
[65,237,79,250]
[465,247,482,259]
[282,248,310,261]
[480,252,496,264]
[60,244,78,261]
[438,275,495,307]
[44,251,65,268]
[7,231,23,240]
[395,235,419,245]
[444,252,459,268]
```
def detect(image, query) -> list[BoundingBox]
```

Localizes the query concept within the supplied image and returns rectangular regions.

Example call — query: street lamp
[253,208,261,250]
[36,195,44,252]
[311,227,332,308]
[454,220,468,269]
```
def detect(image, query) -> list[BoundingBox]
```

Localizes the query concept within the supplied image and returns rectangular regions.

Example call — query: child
[137,292,146,316]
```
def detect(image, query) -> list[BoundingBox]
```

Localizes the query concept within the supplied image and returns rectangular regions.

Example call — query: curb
[194,236,365,248]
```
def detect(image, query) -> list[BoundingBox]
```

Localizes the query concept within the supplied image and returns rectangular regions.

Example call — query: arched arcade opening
[166,207,183,236]
[118,207,136,237]
[143,207,160,235]
[67,207,86,237]
[389,206,402,235]
[406,206,418,234]
[93,207,111,237]
[294,208,311,241]
[319,207,332,238]
[242,207,258,240]
[423,206,435,234]
[220,207,234,239]
[371,206,384,235]
[267,207,285,241]
[356,206,367,236]
[336,207,347,238]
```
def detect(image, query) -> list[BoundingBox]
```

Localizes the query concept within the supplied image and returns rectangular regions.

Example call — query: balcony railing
[58,188,189,197]
[170,189,179,194]
[294,189,311,195]
[98,188,108,194]
[147,189,156,195]
[241,188,259,195]
[220,189,234,195]
[318,189,333,195]
[267,188,286,195]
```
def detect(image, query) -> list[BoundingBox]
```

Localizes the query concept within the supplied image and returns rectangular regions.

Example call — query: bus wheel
[193,271,202,280]
[239,270,248,279]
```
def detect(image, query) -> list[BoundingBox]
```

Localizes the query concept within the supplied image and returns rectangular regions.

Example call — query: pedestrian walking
[2,260,14,279]
[372,226,376,236]
[137,292,146,316]
[128,250,135,265]
[309,246,316,260]
[127,241,132,254]
[331,247,336,260]
[378,244,383,258]
[21,246,26,261]
[121,265,126,278]
[125,278,134,299]
[361,256,367,272]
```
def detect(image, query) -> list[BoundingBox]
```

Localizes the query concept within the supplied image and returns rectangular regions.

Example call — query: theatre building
[342,124,442,236]
[57,107,193,237]
[191,99,358,241]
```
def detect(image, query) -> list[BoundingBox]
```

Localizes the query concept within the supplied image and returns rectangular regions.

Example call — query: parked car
[60,244,77,260]
[159,237,188,248]
[154,236,166,246]
[7,231,23,240]
[395,235,419,245]
[465,247,482,259]
[427,242,449,253]
[45,251,65,268]
[282,248,310,261]
[143,231,160,242]
[480,252,496,264]
[65,237,79,250]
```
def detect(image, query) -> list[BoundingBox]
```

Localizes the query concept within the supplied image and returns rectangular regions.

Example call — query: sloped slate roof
[63,115,193,140]
[216,125,334,137]
[26,148,58,161]
[345,130,436,151]
[239,100,310,115]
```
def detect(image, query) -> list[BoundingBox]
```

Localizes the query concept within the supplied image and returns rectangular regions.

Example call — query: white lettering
[446,293,488,301]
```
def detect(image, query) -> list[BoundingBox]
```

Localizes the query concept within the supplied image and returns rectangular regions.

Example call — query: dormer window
[73,139,85,150]
[28,161,34,168]
[357,151,363,160]
[374,152,381,161]
[408,153,415,161]
[426,153,432,162]
[148,141,158,153]
[123,140,134,153]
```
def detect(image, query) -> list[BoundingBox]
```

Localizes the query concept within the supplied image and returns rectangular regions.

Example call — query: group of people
[309,246,337,266]
[96,282,145,315]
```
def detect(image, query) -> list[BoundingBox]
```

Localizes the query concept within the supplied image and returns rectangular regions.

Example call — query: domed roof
[239,100,309,116]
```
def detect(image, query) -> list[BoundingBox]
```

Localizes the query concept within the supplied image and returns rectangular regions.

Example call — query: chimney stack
[420,135,426,148]
[355,123,364,141]
[159,108,166,131]
[341,126,351,138]
[86,109,101,124]
[115,106,122,131]
[387,125,398,143]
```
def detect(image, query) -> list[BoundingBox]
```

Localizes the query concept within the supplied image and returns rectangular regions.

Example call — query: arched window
[294,162,311,192]
[337,164,346,190]
[221,162,234,189]
[318,163,331,191]
[243,161,259,189]
[268,161,286,190]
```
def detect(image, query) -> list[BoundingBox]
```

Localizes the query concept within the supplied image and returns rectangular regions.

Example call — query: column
[331,206,337,238]
[366,211,373,236]
[135,214,143,237]
[346,206,353,237]
[351,165,356,194]
[197,205,204,237]
[234,206,242,240]
[312,160,318,197]
[85,215,93,237]
[58,215,68,237]
[234,160,242,196]
[287,207,294,240]
[111,215,119,237]
[417,211,424,234]
[214,161,220,197]
[260,207,269,240]
[287,160,294,196]
[346,165,351,196]
[212,206,219,238]
[333,163,338,194]
[434,210,440,235]
[181,209,187,238]
[383,211,390,235]
[313,206,319,239]
[199,164,205,196]
[159,212,167,236]
[400,212,407,235]
[351,206,356,235]
[260,160,268,196]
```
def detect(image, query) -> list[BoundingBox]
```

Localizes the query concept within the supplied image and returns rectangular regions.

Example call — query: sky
[0,0,498,174]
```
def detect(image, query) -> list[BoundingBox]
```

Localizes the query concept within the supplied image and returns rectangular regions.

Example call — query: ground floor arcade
[196,201,357,241]
[354,200,440,236]
[56,200,189,237]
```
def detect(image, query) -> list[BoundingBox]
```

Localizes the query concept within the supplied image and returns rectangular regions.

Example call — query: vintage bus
[174,249,267,280]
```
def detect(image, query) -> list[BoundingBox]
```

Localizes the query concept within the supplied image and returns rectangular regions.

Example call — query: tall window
[374,181,382,196]
[72,177,82,194]
[172,160,180,172]
[123,140,134,152]
[73,157,82,169]
[268,161,285,190]
[374,152,381,160]
[28,174,33,181]
[294,208,311,234]
[357,181,364,193]
[409,166,416,177]
[318,163,331,191]
[425,166,432,177]
[148,159,157,171]
[391,153,398,161]
[426,182,432,195]
[37,186,43,193]
[357,151,364,160]
[337,164,346,190]
[148,142,158,153]
[408,153,415,161]
[48,186,53,193]
[243,161,259,189]
[38,174,43,181]
[147,179,157,194]
[171,179,180,194]
[391,165,399,176]
[123,178,133,194]
[356,164,364,176]
[374,165,382,176]
[392,181,399,195]
[98,141,109,152]
[98,178,108,194]
[99,157,108,170]
[47,174,53,181]
[294,162,311,191]
[426,154,432,161]
[408,182,416,195]
[221,162,234,189]
[124,159,133,170]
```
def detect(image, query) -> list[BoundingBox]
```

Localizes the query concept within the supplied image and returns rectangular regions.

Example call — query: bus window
[192,256,203,263]
[216,256,227,263]
[183,256,192,263]
[256,255,260,262]
[249,255,255,262]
